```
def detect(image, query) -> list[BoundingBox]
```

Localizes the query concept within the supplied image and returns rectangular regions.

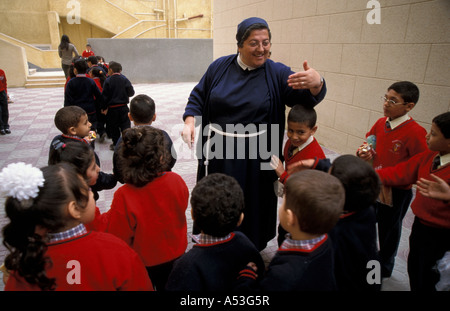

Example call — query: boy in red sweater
[377,111,450,291]
[357,81,428,278]
[271,104,326,245]
[0,69,10,135]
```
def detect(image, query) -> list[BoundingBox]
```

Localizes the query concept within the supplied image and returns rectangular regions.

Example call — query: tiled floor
[0,80,412,291]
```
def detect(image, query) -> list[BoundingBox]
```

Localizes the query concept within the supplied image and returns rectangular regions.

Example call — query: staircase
[25,69,66,88]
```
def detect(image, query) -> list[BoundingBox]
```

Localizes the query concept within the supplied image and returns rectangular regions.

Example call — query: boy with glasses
[357,81,428,280]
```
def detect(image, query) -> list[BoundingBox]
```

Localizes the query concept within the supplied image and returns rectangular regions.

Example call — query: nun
[182,17,327,250]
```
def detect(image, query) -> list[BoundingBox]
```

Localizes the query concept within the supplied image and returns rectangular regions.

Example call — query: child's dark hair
[130,94,156,124]
[330,155,381,213]
[54,106,87,134]
[285,170,345,235]
[68,56,82,79]
[388,81,420,104]
[191,173,244,237]
[287,105,317,128]
[48,141,95,182]
[74,58,88,74]
[119,126,167,187]
[2,163,89,290]
[90,67,106,88]
[432,111,450,139]
[108,61,122,73]
[87,55,98,65]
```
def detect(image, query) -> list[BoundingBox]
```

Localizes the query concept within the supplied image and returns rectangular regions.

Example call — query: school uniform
[82,49,95,58]
[91,76,107,138]
[329,207,381,291]
[235,234,337,291]
[166,231,265,291]
[64,74,103,132]
[366,115,427,277]
[377,150,450,290]
[5,224,153,291]
[102,73,135,146]
[0,69,9,133]
[106,171,189,290]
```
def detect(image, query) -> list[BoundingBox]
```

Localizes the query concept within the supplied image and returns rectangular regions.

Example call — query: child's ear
[405,102,415,112]
[237,213,244,227]
[67,201,82,220]
[152,113,156,122]
[67,126,77,136]
[128,112,133,122]
[310,125,318,135]
[285,209,297,228]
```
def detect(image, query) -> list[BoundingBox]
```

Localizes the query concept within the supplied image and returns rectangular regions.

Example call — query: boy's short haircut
[191,173,244,237]
[130,94,156,124]
[285,170,345,235]
[432,111,450,139]
[388,81,420,104]
[87,55,98,65]
[74,58,88,74]
[330,155,381,213]
[54,106,87,134]
[287,105,317,128]
[108,61,122,73]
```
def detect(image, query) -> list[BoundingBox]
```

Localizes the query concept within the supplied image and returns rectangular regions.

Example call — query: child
[166,173,265,291]
[235,170,345,291]
[89,66,108,142]
[101,61,135,150]
[271,104,326,184]
[270,104,326,245]
[0,68,10,135]
[48,141,109,232]
[357,81,428,278]
[316,155,382,291]
[64,58,103,133]
[106,126,189,291]
[82,43,95,58]
[113,94,176,183]
[49,106,117,200]
[0,162,152,291]
[376,111,450,291]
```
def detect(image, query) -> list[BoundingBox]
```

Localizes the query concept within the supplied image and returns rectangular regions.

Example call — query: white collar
[292,136,314,153]
[440,153,450,167]
[237,54,256,71]
[387,114,410,130]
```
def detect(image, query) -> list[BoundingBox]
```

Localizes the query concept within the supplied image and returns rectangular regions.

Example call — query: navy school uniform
[64,74,103,131]
[165,231,265,291]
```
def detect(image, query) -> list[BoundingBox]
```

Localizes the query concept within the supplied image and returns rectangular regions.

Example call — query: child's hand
[270,155,284,177]
[247,262,258,272]
[417,174,450,202]
[357,143,374,161]
[101,109,108,115]
[286,158,315,175]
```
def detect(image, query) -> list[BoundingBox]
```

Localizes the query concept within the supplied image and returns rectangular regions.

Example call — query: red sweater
[366,116,427,169]
[0,69,7,93]
[106,172,189,266]
[280,137,326,183]
[377,150,450,229]
[5,231,153,291]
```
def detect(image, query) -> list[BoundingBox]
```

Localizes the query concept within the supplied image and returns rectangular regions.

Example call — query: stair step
[25,82,65,88]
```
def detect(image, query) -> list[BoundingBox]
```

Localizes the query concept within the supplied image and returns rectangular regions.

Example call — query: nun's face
[238,29,271,68]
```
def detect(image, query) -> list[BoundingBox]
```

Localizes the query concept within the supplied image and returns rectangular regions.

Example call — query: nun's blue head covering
[236,17,270,46]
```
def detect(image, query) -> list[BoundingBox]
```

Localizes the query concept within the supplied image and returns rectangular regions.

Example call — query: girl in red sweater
[1,162,152,291]
[106,126,189,291]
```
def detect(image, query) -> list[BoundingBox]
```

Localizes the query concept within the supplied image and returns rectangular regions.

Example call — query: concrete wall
[0,39,28,87]
[88,38,213,83]
[213,0,450,155]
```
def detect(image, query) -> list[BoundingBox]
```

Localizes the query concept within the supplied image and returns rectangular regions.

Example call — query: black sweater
[235,237,337,291]
[165,231,264,291]
[102,73,134,110]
